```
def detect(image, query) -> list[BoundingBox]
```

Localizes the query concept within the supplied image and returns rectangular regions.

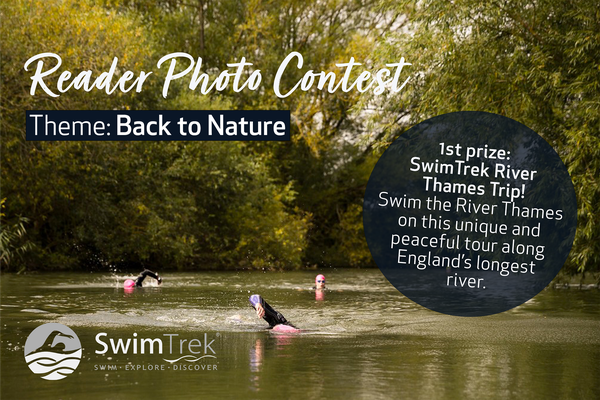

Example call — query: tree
[0,199,35,271]
[370,0,600,273]
[105,0,396,267]
[1,0,308,271]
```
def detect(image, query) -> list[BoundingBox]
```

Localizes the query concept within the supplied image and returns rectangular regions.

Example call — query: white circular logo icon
[24,323,82,380]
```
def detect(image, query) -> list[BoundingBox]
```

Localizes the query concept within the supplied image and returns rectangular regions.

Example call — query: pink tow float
[272,324,301,333]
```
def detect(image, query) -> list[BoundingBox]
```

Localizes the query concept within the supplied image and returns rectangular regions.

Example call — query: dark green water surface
[1,270,599,399]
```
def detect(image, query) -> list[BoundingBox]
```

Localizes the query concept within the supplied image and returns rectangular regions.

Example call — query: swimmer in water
[313,274,326,290]
[249,294,296,328]
[124,269,162,289]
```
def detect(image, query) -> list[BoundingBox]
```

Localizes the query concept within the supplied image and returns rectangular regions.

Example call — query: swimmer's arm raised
[135,269,162,286]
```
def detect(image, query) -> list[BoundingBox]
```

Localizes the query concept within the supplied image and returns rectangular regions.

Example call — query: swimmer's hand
[255,303,265,319]
[157,275,162,285]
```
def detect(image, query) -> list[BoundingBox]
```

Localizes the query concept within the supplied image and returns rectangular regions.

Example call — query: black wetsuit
[248,294,294,328]
[135,269,161,287]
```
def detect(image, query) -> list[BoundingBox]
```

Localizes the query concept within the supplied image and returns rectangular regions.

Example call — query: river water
[1,270,599,399]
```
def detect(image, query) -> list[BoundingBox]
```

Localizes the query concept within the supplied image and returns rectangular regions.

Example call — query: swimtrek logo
[24,323,82,381]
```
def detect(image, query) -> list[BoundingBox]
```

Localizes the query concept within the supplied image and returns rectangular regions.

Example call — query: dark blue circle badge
[363,112,577,316]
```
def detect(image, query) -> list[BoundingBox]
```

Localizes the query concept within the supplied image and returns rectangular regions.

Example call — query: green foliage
[105,0,390,268]
[371,0,600,273]
[1,0,157,270]
[333,203,372,267]
[10,0,595,273]
[1,0,309,271]
[67,141,309,270]
[0,199,36,270]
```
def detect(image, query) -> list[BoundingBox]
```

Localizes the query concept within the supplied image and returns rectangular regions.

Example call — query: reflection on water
[316,289,325,301]
[1,269,599,400]
[249,338,263,392]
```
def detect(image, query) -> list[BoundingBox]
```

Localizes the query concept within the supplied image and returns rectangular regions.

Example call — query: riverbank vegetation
[1,0,597,273]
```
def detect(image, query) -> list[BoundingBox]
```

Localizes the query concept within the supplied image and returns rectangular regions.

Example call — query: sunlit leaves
[373,0,600,272]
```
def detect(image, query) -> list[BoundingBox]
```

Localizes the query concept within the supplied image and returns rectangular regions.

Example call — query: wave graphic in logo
[24,323,82,381]
[163,355,217,363]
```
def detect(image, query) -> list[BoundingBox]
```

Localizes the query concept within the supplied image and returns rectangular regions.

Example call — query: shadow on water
[1,270,599,399]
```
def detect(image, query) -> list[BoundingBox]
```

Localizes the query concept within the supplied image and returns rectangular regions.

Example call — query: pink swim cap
[124,279,136,289]
[316,274,325,283]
